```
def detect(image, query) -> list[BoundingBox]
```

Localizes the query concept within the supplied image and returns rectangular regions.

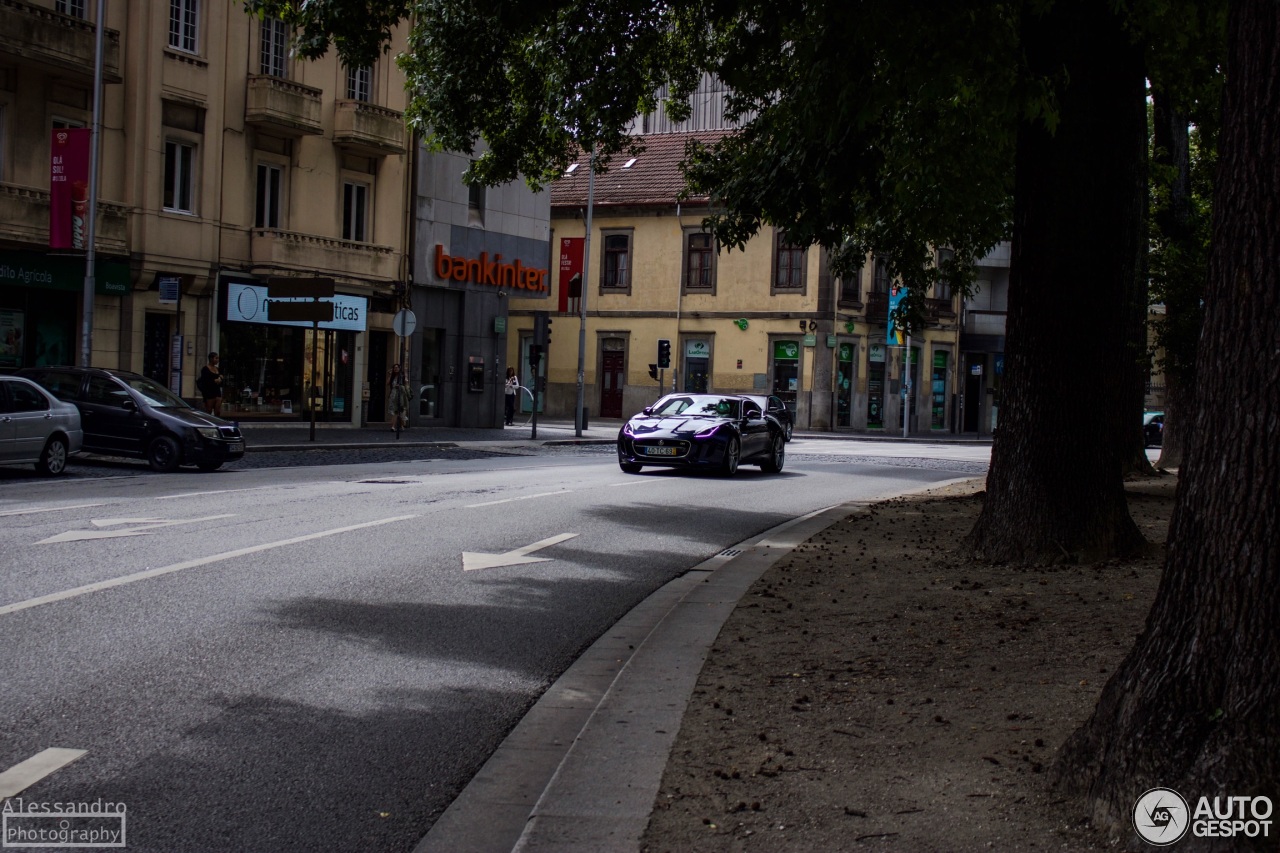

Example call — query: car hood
[149,406,237,430]
[626,416,731,436]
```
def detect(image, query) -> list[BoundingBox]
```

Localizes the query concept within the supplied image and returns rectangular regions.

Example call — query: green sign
[839,343,853,361]
[493,316,507,334]
[773,340,800,360]
[0,250,130,295]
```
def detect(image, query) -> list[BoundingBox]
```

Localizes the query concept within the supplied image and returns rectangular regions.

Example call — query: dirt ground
[643,474,1177,852]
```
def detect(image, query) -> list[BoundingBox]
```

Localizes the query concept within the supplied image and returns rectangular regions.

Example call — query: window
[255,163,282,228]
[56,0,86,18]
[935,248,955,301]
[685,232,714,291]
[260,18,289,78]
[168,0,198,53]
[839,269,861,304]
[0,105,6,182]
[342,181,369,241]
[3,381,49,413]
[346,66,371,102]
[872,255,891,293]
[163,140,195,213]
[773,230,806,291]
[602,233,631,290]
[467,179,485,225]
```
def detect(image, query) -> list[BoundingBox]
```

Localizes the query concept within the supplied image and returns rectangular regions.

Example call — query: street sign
[393,308,417,337]
[267,277,335,299]
[269,301,333,323]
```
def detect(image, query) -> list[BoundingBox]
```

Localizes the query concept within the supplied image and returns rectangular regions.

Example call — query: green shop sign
[0,250,130,295]
[773,340,800,360]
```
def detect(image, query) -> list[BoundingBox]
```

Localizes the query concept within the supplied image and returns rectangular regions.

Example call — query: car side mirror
[122,398,137,411]
[642,406,653,415]
[746,410,762,421]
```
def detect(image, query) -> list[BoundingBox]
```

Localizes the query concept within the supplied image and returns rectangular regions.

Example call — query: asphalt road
[0,441,989,852]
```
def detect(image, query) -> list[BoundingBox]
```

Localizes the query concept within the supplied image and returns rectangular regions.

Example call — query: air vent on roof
[623,158,637,168]
[565,163,580,173]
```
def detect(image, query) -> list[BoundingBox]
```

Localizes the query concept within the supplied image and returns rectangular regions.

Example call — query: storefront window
[837,342,854,427]
[771,339,800,421]
[867,343,885,428]
[219,325,354,420]
[931,351,949,429]
[419,328,443,419]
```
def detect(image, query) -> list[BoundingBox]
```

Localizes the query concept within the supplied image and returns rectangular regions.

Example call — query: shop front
[0,249,130,369]
[217,274,366,422]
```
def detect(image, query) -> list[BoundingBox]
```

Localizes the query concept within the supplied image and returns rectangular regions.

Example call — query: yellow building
[0,0,412,424]
[508,132,965,434]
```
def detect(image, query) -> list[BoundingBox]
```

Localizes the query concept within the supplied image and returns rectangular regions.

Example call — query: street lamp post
[80,0,106,367]
[574,153,595,437]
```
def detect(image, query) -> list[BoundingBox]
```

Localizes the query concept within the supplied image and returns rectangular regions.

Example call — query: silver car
[0,375,83,476]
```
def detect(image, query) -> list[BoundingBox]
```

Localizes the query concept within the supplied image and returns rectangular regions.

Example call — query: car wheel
[36,436,69,476]
[619,462,643,474]
[196,461,223,472]
[719,437,740,477]
[760,433,785,474]
[147,436,182,472]
[784,421,793,442]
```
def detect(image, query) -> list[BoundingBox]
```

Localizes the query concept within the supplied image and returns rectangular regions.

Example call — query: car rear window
[30,370,82,402]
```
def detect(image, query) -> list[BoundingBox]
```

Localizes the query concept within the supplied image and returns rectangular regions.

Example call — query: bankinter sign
[434,245,549,293]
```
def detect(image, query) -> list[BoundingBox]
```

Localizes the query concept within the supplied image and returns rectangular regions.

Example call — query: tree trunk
[1056,3,1280,849]
[966,0,1148,562]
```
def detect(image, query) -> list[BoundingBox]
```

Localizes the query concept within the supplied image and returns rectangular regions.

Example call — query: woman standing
[504,366,519,426]
[197,352,223,415]
[388,363,410,434]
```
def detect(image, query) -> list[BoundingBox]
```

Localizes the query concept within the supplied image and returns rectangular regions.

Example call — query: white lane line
[465,490,572,508]
[155,487,275,501]
[0,515,418,617]
[0,503,105,518]
[0,748,88,799]
[607,479,663,487]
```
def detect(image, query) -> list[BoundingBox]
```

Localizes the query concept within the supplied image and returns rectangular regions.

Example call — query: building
[1,0,414,426]
[506,132,967,434]
[958,243,1010,435]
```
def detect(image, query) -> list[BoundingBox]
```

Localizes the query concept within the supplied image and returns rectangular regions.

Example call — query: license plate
[644,446,678,456]
[228,441,244,453]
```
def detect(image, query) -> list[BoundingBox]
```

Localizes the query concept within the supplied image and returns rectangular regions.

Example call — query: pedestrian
[504,366,519,426]
[388,363,410,433]
[198,352,223,415]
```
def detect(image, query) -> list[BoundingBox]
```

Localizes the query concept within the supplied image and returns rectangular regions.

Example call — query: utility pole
[574,153,595,437]
[80,0,106,367]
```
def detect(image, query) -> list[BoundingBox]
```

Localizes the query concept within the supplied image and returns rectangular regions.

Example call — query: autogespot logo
[1134,788,1190,846]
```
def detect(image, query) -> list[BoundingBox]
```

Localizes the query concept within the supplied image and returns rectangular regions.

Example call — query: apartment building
[0,0,412,425]
[507,132,969,434]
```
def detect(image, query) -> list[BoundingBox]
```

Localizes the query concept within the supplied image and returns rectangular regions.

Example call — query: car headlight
[695,424,720,438]
[196,427,220,440]
[622,421,635,436]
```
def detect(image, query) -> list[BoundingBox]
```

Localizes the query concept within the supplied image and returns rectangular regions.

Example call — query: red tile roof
[550,130,732,211]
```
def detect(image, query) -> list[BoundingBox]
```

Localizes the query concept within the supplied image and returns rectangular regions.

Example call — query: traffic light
[648,363,658,381]
[528,344,543,367]
[657,338,671,369]
[544,316,552,349]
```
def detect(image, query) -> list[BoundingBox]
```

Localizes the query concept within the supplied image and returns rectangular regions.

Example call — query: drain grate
[717,548,743,558]
[358,479,416,484]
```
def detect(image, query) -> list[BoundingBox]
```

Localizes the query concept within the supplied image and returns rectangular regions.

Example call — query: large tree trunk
[966,0,1147,562]
[1056,3,1280,849]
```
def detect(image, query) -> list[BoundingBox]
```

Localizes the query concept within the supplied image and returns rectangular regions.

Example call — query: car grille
[633,438,690,458]
[217,425,243,440]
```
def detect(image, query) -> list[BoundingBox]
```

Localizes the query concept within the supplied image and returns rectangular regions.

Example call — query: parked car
[616,394,786,476]
[18,367,245,472]
[0,375,82,476]
[743,394,794,441]
[1143,411,1164,448]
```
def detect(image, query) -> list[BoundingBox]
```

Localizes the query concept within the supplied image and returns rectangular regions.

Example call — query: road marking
[0,748,88,799]
[463,532,579,571]
[607,479,663,487]
[465,490,572,508]
[155,487,275,501]
[36,515,236,544]
[0,503,105,518]
[2,515,418,617]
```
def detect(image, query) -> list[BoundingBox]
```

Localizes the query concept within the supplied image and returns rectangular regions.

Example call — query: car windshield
[123,375,191,408]
[651,396,742,419]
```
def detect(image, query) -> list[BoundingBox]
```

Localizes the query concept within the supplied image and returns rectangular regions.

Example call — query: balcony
[865,291,888,322]
[250,228,398,282]
[0,183,127,254]
[926,297,957,320]
[332,100,407,156]
[244,76,324,137]
[0,0,121,83]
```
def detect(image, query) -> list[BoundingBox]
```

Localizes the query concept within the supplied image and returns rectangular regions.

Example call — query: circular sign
[1132,788,1190,846]
[393,309,417,337]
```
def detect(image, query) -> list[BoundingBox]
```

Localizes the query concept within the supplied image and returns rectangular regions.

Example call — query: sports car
[616,394,786,476]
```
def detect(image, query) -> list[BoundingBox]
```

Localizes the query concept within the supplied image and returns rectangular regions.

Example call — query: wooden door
[600,351,625,419]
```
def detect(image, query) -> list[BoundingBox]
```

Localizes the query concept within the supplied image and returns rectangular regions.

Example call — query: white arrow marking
[36,514,236,544]
[463,533,579,572]
[0,748,88,799]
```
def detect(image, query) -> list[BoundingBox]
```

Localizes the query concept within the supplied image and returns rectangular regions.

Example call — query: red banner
[558,237,584,314]
[50,128,91,250]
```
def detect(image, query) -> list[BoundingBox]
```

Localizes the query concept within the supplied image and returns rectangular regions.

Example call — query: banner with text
[50,128,91,250]
[558,237,584,314]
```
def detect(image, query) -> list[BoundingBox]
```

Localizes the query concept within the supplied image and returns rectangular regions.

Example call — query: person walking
[504,366,519,426]
[388,363,410,434]
[198,352,223,415]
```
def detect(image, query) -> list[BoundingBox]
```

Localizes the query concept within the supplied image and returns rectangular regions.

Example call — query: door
[600,351,624,419]
[0,381,17,461]
[963,356,982,432]
[81,375,147,455]
[739,396,770,458]
[143,314,171,387]
[368,332,388,422]
[6,380,54,459]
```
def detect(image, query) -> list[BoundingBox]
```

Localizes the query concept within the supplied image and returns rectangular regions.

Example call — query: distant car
[744,394,794,441]
[18,367,245,472]
[616,393,786,476]
[1143,412,1164,447]
[0,375,82,476]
